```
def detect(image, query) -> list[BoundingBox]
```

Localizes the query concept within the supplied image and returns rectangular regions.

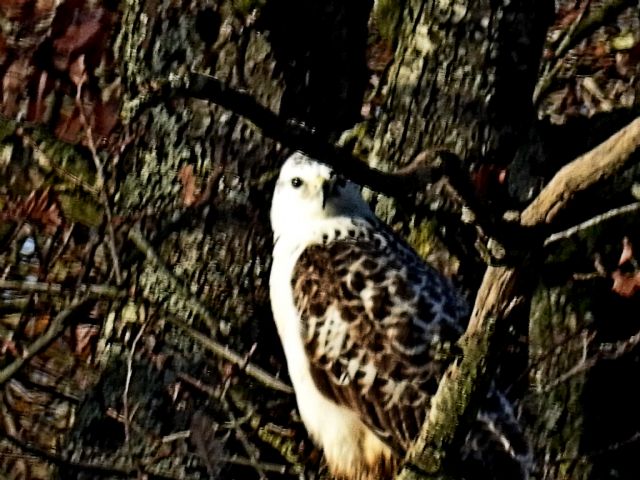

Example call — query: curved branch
[163,72,448,197]
[522,116,640,226]
[397,116,640,479]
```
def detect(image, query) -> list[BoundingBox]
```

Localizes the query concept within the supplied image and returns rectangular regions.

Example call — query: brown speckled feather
[291,220,466,453]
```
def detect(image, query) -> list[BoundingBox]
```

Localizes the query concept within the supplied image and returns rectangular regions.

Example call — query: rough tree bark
[2,0,640,479]
[1,1,374,478]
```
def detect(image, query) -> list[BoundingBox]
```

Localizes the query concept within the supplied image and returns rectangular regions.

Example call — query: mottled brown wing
[291,225,466,452]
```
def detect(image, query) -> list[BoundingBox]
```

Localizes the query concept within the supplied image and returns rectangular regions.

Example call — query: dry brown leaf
[612,270,640,298]
[73,324,99,358]
[53,8,107,70]
[24,314,52,338]
[23,188,63,233]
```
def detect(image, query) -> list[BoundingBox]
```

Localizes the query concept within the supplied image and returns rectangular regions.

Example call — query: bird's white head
[270,152,373,240]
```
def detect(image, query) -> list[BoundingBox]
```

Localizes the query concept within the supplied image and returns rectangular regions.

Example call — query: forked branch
[397,116,640,479]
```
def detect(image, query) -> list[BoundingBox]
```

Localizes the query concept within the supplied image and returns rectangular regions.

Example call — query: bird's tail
[458,389,531,480]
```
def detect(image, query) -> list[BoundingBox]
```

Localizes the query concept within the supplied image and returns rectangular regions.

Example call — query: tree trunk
[2,0,640,479]
[1,0,373,478]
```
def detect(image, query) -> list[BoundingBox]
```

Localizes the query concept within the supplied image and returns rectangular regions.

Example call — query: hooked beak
[321,172,347,208]
[322,173,344,208]
[321,178,333,209]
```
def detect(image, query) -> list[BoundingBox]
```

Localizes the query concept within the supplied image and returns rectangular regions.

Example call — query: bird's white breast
[269,224,392,478]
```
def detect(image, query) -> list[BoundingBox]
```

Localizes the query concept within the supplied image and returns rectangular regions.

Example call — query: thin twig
[0,426,182,480]
[528,304,640,394]
[220,454,295,475]
[555,1,592,61]
[544,202,640,246]
[551,431,640,465]
[177,373,297,476]
[177,372,219,397]
[534,1,590,104]
[220,396,268,480]
[128,227,292,393]
[74,67,122,284]
[0,279,122,299]
[0,295,92,385]
[123,317,148,464]
[556,0,634,59]
[171,318,293,394]
[507,328,596,395]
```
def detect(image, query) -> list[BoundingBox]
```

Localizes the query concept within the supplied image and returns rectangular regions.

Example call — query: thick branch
[399,316,500,480]
[164,72,448,197]
[397,117,640,479]
[164,73,524,258]
[522,116,640,226]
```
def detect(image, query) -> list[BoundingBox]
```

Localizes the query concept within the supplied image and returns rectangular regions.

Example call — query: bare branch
[0,426,182,480]
[219,455,294,475]
[220,396,268,480]
[556,0,634,58]
[397,116,640,479]
[171,318,293,394]
[74,66,122,284]
[544,202,640,247]
[534,0,635,103]
[396,301,521,480]
[0,279,122,299]
[540,327,640,392]
[128,226,220,333]
[123,317,148,464]
[161,72,450,197]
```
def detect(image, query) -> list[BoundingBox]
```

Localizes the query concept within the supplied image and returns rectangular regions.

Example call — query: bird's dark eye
[291,177,303,188]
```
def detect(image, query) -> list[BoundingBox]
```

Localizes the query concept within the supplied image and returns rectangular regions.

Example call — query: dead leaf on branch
[611,237,640,298]
[612,270,640,298]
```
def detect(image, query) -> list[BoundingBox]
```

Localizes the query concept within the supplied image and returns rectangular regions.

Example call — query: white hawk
[269,152,529,480]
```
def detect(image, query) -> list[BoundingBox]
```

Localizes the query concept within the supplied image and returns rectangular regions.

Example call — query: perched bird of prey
[269,152,529,480]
